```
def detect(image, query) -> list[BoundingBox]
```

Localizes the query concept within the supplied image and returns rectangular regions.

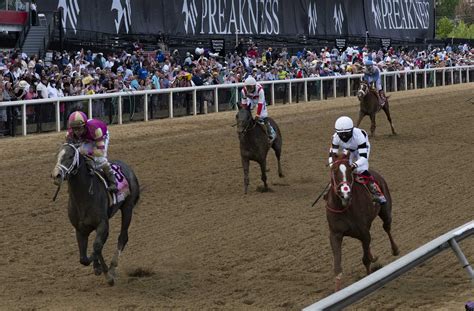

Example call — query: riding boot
[102,162,118,193]
[265,121,276,144]
[378,90,386,107]
[368,180,387,205]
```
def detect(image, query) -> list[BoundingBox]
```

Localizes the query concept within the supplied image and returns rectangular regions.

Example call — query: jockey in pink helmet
[66,111,118,193]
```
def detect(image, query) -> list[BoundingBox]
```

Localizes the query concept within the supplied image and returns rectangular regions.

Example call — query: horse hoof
[107,276,115,286]
[371,255,378,263]
[94,268,103,276]
[392,248,400,256]
[279,173,284,178]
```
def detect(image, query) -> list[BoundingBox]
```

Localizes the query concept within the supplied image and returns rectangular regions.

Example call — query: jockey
[66,111,118,193]
[241,76,276,143]
[328,116,387,205]
[363,59,387,106]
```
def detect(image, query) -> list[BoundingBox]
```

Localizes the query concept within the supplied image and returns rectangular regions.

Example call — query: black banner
[210,39,225,56]
[381,38,391,49]
[335,38,347,51]
[363,0,435,41]
[41,0,435,41]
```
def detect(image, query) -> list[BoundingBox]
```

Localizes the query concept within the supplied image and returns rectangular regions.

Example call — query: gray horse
[236,108,283,194]
[51,143,140,285]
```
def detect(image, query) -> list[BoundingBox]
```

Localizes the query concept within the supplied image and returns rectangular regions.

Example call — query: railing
[0,65,472,137]
[303,220,474,311]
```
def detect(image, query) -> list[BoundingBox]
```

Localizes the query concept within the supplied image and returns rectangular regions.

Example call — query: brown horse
[356,81,396,136]
[325,153,399,291]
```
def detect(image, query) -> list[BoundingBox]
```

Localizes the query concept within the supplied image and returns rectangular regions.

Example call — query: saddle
[93,163,130,207]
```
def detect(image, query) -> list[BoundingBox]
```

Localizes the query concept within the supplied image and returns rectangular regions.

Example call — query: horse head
[235,107,255,137]
[330,153,354,205]
[51,143,82,186]
[357,81,369,101]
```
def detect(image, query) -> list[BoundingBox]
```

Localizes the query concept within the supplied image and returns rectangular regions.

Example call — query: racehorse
[356,80,396,136]
[236,108,283,194]
[51,143,140,285]
[325,153,399,291]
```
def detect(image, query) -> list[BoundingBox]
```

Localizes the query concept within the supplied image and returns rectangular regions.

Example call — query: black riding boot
[368,180,387,205]
[102,162,118,193]
[265,121,276,144]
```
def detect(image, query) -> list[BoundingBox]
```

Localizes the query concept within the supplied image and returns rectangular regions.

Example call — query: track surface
[1,84,473,310]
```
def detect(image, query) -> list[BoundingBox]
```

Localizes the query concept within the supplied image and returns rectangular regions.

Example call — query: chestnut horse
[325,153,399,291]
[356,81,396,136]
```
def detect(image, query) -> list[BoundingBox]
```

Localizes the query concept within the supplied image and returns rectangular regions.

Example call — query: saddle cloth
[94,163,130,206]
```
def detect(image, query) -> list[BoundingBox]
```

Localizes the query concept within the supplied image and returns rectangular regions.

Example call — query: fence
[0,65,473,137]
[303,220,474,311]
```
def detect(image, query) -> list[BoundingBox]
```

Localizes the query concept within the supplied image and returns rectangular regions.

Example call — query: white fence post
[383,75,387,92]
[459,68,463,84]
[193,89,197,115]
[169,92,173,118]
[347,77,351,97]
[289,81,292,104]
[333,79,337,98]
[118,95,123,124]
[442,69,446,86]
[451,68,454,85]
[214,88,219,112]
[423,71,427,88]
[320,80,323,100]
[22,104,27,136]
[144,94,149,121]
[88,98,93,119]
[56,100,61,132]
[404,73,408,91]
[271,83,275,105]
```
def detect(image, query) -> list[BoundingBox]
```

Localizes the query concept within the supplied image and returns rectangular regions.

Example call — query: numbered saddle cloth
[95,163,130,206]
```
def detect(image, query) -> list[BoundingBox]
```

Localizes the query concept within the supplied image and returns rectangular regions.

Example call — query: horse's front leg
[361,232,377,275]
[91,220,115,285]
[329,231,343,291]
[242,157,250,194]
[76,230,90,266]
[369,114,376,136]
[356,110,365,128]
[382,104,397,135]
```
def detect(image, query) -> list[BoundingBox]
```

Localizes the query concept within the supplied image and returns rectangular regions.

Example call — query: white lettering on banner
[308,2,317,35]
[333,3,344,34]
[183,0,280,35]
[57,0,80,34]
[183,0,198,34]
[111,0,132,34]
[371,0,431,30]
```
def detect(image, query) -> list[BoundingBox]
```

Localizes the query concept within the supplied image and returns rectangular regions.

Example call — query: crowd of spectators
[0,41,472,134]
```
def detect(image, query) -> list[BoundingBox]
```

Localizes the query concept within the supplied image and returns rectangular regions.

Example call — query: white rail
[0,65,473,136]
[303,220,474,311]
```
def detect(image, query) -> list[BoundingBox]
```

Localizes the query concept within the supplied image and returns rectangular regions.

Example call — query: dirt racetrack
[1,84,473,310]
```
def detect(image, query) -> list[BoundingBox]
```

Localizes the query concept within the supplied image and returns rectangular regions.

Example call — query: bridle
[328,159,354,213]
[357,81,368,99]
[237,111,256,136]
[56,143,81,181]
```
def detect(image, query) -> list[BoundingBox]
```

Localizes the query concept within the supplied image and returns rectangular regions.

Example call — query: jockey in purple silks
[66,111,117,193]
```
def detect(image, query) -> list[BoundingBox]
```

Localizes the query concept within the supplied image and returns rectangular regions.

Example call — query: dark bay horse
[51,143,140,285]
[356,80,396,136]
[325,153,399,291]
[236,108,283,194]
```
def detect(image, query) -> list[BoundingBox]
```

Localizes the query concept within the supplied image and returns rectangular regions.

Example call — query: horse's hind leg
[92,220,115,285]
[378,204,400,256]
[382,103,397,135]
[272,142,284,178]
[109,207,134,282]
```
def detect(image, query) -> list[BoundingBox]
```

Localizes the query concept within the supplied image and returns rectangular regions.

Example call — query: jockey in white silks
[363,59,387,106]
[328,116,387,205]
[241,76,275,143]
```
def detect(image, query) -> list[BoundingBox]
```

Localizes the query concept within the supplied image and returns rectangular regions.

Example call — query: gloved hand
[350,163,358,170]
[254,115,260,121]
